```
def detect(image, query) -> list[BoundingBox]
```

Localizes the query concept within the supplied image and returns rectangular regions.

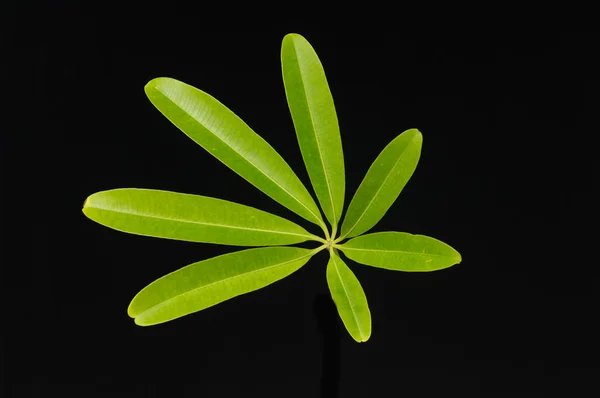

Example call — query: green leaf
[281,33,345,234]
[339,129,422,240]
[339,232,461,272]
[326,249,371,342]
[129,246,320,326]
[83,188,322,246]
[144,77,326,233]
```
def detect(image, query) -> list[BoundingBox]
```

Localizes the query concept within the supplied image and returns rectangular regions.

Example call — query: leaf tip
[283,32,303,41]
[145,76,162,86]
[133,317,149,327]
[282,33,309,49]
[356,333,371,343]
[408,128,423,144]
[455,250,462,264]
[130,305,151,326]
[144,79,159,96]
[127,301,137,319]
[82,193,96,217]
[144,77,174,95]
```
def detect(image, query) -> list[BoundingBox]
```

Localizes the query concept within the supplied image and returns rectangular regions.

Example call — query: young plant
[82,33,461,342]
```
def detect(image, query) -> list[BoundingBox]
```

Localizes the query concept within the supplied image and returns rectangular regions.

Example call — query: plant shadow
[313,293,341,398]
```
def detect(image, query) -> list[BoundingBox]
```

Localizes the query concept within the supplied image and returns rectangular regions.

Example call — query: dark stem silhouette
[313,293,341,398]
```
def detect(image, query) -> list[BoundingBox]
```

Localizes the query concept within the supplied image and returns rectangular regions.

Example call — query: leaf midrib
[134,249,317,319]
[89,204,315,240]
[341,246,458,258]
[288,44,337,227]
[150,85,324,227]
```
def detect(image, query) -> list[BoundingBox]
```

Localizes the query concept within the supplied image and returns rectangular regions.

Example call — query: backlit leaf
[281,34,345,235]
[340,129,422,240]
[129,246,320,325]
[83,188,322,246]
[326,249,371,342]
[339,232,461,271]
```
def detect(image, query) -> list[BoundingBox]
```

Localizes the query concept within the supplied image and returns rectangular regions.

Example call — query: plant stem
[313,293,341,398]
[313,244,329,256]
[309,234,328,244]
[332,234,345,244]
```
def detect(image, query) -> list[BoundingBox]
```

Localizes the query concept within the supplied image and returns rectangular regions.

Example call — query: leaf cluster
[83,34,461,342]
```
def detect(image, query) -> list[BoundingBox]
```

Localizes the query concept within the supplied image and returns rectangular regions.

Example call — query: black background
[3,8,599,397]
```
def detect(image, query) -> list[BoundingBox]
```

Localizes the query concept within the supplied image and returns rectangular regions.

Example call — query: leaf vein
[341,247,455,257]
[90,205,315,240]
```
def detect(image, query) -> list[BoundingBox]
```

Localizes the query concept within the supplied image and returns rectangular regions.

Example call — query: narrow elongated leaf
[83,188,321,246]
[129,246,319,326]
[281,34,345,233]
[144,77,325,230]
[340,129,422,240]
[326,250,371,342]
[339,232,461,272]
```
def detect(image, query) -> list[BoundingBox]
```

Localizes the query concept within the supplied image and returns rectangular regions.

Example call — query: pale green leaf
[326,249,371,342]
[83,188,322,246]
[339,232,461,272]
[129,246,320,326]
[281,33,345,234]
[339,129,422,240]
[144,77,326,233]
